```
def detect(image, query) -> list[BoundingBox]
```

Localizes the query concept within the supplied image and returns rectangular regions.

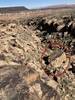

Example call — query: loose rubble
[0,12,75,100]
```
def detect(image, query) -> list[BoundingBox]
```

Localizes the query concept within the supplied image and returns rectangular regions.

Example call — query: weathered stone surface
[20,67,40,85]
[0,67,29,100]
[48,50,67,68]
[70,55,75,63]
[31,80,60,100]
[0,12,75,100]
[57,24,66,32]
[51,52,66,68]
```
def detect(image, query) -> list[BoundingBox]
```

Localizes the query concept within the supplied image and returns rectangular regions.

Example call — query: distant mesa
[0,4,75,13]
[32,4,75,10]
[0,6,28,13]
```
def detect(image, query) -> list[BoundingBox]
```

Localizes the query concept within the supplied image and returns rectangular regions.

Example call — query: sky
[0,0,75,9]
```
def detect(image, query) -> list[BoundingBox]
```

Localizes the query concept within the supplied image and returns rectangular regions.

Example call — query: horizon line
[0,3,75,9]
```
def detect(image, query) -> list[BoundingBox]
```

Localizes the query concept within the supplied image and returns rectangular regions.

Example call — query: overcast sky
[0,0,75,8]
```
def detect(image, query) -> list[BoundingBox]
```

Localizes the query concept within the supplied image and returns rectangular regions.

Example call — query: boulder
[51,53,66,68]
[57,24,66,32]
[31,80,60,100]
[0,66,40,100]
[71,22,75,37]
[49,50,67,68]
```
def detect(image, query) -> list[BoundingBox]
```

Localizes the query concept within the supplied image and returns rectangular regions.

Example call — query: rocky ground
[0,9,75,100]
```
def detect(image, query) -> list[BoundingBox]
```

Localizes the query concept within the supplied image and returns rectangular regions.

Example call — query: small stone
[64,32,68,37]
[57,24,65,32]
[47,79,58,89]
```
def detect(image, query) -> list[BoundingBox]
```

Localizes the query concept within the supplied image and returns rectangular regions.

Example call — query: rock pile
[0,14,75,100]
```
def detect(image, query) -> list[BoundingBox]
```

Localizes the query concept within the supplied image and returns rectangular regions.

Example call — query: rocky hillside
[0,6,28,13]
[0,8,75,100]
